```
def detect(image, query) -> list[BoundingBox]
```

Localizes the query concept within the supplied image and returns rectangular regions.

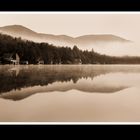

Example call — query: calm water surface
[0,65,140,122]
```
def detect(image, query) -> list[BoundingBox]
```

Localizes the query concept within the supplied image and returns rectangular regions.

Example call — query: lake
[0,65,140,122]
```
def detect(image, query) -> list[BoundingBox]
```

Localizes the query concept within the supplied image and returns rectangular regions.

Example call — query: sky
[0,12,140,43]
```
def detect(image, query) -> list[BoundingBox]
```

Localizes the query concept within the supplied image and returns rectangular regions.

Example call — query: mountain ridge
[0,24,130,42]
[0,24,137,56]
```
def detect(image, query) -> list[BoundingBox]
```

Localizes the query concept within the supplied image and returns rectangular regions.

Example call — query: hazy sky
[0,13,140,43]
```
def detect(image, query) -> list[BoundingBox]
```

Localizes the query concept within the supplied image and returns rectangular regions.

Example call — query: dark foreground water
[0,65,140,122]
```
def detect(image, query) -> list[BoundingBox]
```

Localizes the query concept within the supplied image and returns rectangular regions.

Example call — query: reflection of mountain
[0,83,126,101]
[0,65,140,101]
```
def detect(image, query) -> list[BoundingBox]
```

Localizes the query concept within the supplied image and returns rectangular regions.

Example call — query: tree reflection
[0,65,110,93]
[0,65,139,95]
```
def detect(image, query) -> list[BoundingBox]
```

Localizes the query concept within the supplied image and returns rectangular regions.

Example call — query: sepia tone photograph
[0,12,140,123]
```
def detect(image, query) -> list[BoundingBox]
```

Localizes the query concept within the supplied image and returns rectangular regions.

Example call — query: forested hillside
[0,33,140,64]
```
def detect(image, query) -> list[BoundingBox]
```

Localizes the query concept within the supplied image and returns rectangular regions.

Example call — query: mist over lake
[0,65,140,122]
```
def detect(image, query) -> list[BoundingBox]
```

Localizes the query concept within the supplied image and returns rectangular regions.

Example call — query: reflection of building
[2,53,20,65]
[9,66,20,76]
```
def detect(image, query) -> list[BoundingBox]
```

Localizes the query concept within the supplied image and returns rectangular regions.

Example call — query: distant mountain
[0,24,138,56]
[0,25,40,39]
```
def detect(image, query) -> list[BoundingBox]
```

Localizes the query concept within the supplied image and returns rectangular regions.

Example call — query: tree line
[0,33,140,64]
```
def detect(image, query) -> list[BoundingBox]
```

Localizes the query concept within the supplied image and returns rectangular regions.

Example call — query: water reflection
[0,65,140,101]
